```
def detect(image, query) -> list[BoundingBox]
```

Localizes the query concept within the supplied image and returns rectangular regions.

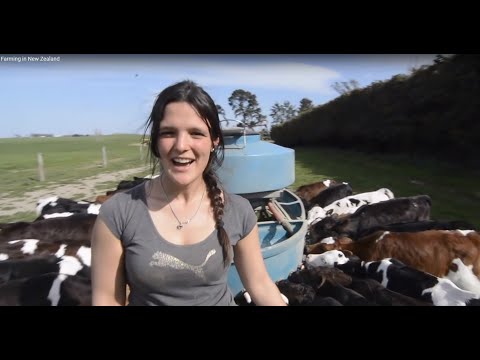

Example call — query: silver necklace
[160,174,206,230]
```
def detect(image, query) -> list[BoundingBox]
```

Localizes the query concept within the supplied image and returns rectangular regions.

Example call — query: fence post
[102,146,107,167]
[37,152,45,181]
[140,144,144,161]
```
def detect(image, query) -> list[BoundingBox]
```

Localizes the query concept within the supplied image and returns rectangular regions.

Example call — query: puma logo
[149,249,216,281]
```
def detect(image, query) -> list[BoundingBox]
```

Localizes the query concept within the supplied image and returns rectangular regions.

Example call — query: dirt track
[0,166,149,218]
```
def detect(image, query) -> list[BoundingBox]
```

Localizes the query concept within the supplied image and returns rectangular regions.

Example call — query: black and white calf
[364,258,480,306]
[305,251,431,306]
[322,188,394,217]
[36,196,101,220]
[0,254,91,306]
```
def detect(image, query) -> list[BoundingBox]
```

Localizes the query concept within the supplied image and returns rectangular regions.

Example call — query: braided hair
[203,170,231,266]
[143,80,231,266]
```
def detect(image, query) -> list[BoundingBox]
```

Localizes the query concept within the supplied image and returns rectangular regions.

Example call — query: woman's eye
[159,131,174,137]
[191,132,206,137]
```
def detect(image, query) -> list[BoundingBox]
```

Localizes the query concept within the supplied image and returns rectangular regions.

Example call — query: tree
[259,128,271,141]
[331,79,360,95]
[228,89,267,130]
[433,54,450,65]
[216,104,230,126]
[270,101,297,125]
[216,104,226,120]
[298,98,314,114]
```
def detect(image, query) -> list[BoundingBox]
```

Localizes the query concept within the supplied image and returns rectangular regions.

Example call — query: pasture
[0,134,151,222]
[0,134,149,194]
[291,146,480,229]
[0,135,478,229]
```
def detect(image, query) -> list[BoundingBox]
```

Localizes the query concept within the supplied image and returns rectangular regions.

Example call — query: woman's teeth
[172,158,194,165]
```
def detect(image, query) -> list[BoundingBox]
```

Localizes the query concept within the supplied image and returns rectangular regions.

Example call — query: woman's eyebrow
[189,127,208,133]
[159,125,207,133]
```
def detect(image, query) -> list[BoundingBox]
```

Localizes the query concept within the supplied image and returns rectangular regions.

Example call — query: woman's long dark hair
[143,80,231,266]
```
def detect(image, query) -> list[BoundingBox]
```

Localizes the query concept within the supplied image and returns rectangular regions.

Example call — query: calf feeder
[217,126,308,297]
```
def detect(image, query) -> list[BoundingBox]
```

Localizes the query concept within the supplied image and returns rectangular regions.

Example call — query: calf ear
[322,243,336,252]
[341,249,354,257]
[338,236,353,245]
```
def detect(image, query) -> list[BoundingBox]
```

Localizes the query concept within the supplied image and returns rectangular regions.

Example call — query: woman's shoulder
[224,192,252,214]
[99,182,146,214]
[224,192,248,205]
[222,191,257,241]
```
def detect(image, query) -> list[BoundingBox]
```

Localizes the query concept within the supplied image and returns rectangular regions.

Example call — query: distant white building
[31,133,53,137]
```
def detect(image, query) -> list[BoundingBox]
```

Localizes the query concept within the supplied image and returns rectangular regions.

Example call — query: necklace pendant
[176,224,183,230]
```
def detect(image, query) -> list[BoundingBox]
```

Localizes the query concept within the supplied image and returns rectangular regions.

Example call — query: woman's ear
[212,137,220,148]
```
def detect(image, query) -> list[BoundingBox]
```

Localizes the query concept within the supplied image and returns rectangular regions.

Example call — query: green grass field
[1,136,478,228]
[0,134,149,198]
[290,146,480,229]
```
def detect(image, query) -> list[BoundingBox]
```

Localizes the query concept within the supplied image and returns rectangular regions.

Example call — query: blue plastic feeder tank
[217,129,295,194]
[218,128,308,297]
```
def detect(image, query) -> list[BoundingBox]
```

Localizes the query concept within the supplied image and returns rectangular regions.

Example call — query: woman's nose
[173,132,189,151]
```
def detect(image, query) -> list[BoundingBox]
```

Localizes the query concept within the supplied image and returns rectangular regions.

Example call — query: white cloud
[1,57,341,94]
[181,61,341,93]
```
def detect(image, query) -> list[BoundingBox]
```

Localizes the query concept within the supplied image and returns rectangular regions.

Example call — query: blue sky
[0,54,437,138]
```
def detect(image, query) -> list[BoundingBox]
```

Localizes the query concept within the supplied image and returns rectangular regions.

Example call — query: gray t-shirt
[98,182,257,306]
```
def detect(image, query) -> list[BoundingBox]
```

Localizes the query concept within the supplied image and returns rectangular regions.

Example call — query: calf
[364,258,480,306]
[308,183,353,210]
[275,280,344,306]
[322,188,394,217]
[295,180,337,207]
[36,196,100,219]
[305,248,365,275]
[0,214,96,244]
[307,230,480,292]
[305,250,430,306]
[347,276,431,306]
[287,266,375,306]
[0,239,90,263]
[275,280,316,305]
[0,255,60,284]
[116,177,148,191]
[307,206,327,226]
[305,249,352,268]
[357,219,476,239]
[0,271,91,306]
[310,195,432,241]
[0,255,91,306]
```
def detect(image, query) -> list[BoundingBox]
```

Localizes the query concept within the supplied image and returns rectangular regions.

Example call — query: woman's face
[158,101,218,187]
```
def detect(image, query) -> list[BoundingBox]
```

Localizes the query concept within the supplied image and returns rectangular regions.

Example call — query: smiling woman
[91,80,287,306]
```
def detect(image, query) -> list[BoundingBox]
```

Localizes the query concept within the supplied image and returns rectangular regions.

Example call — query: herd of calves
[0,177,479,306]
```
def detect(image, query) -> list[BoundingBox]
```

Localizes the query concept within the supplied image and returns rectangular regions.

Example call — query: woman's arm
[91,218,127,306]
[233,225,287,306]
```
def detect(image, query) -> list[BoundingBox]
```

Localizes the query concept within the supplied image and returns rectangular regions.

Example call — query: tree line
[216,90,314,130]
[270,54,479,164]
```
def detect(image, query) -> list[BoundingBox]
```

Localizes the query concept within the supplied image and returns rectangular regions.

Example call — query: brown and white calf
[295,179,337,207]
[307,229,480,295]
[0,214,96,244]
